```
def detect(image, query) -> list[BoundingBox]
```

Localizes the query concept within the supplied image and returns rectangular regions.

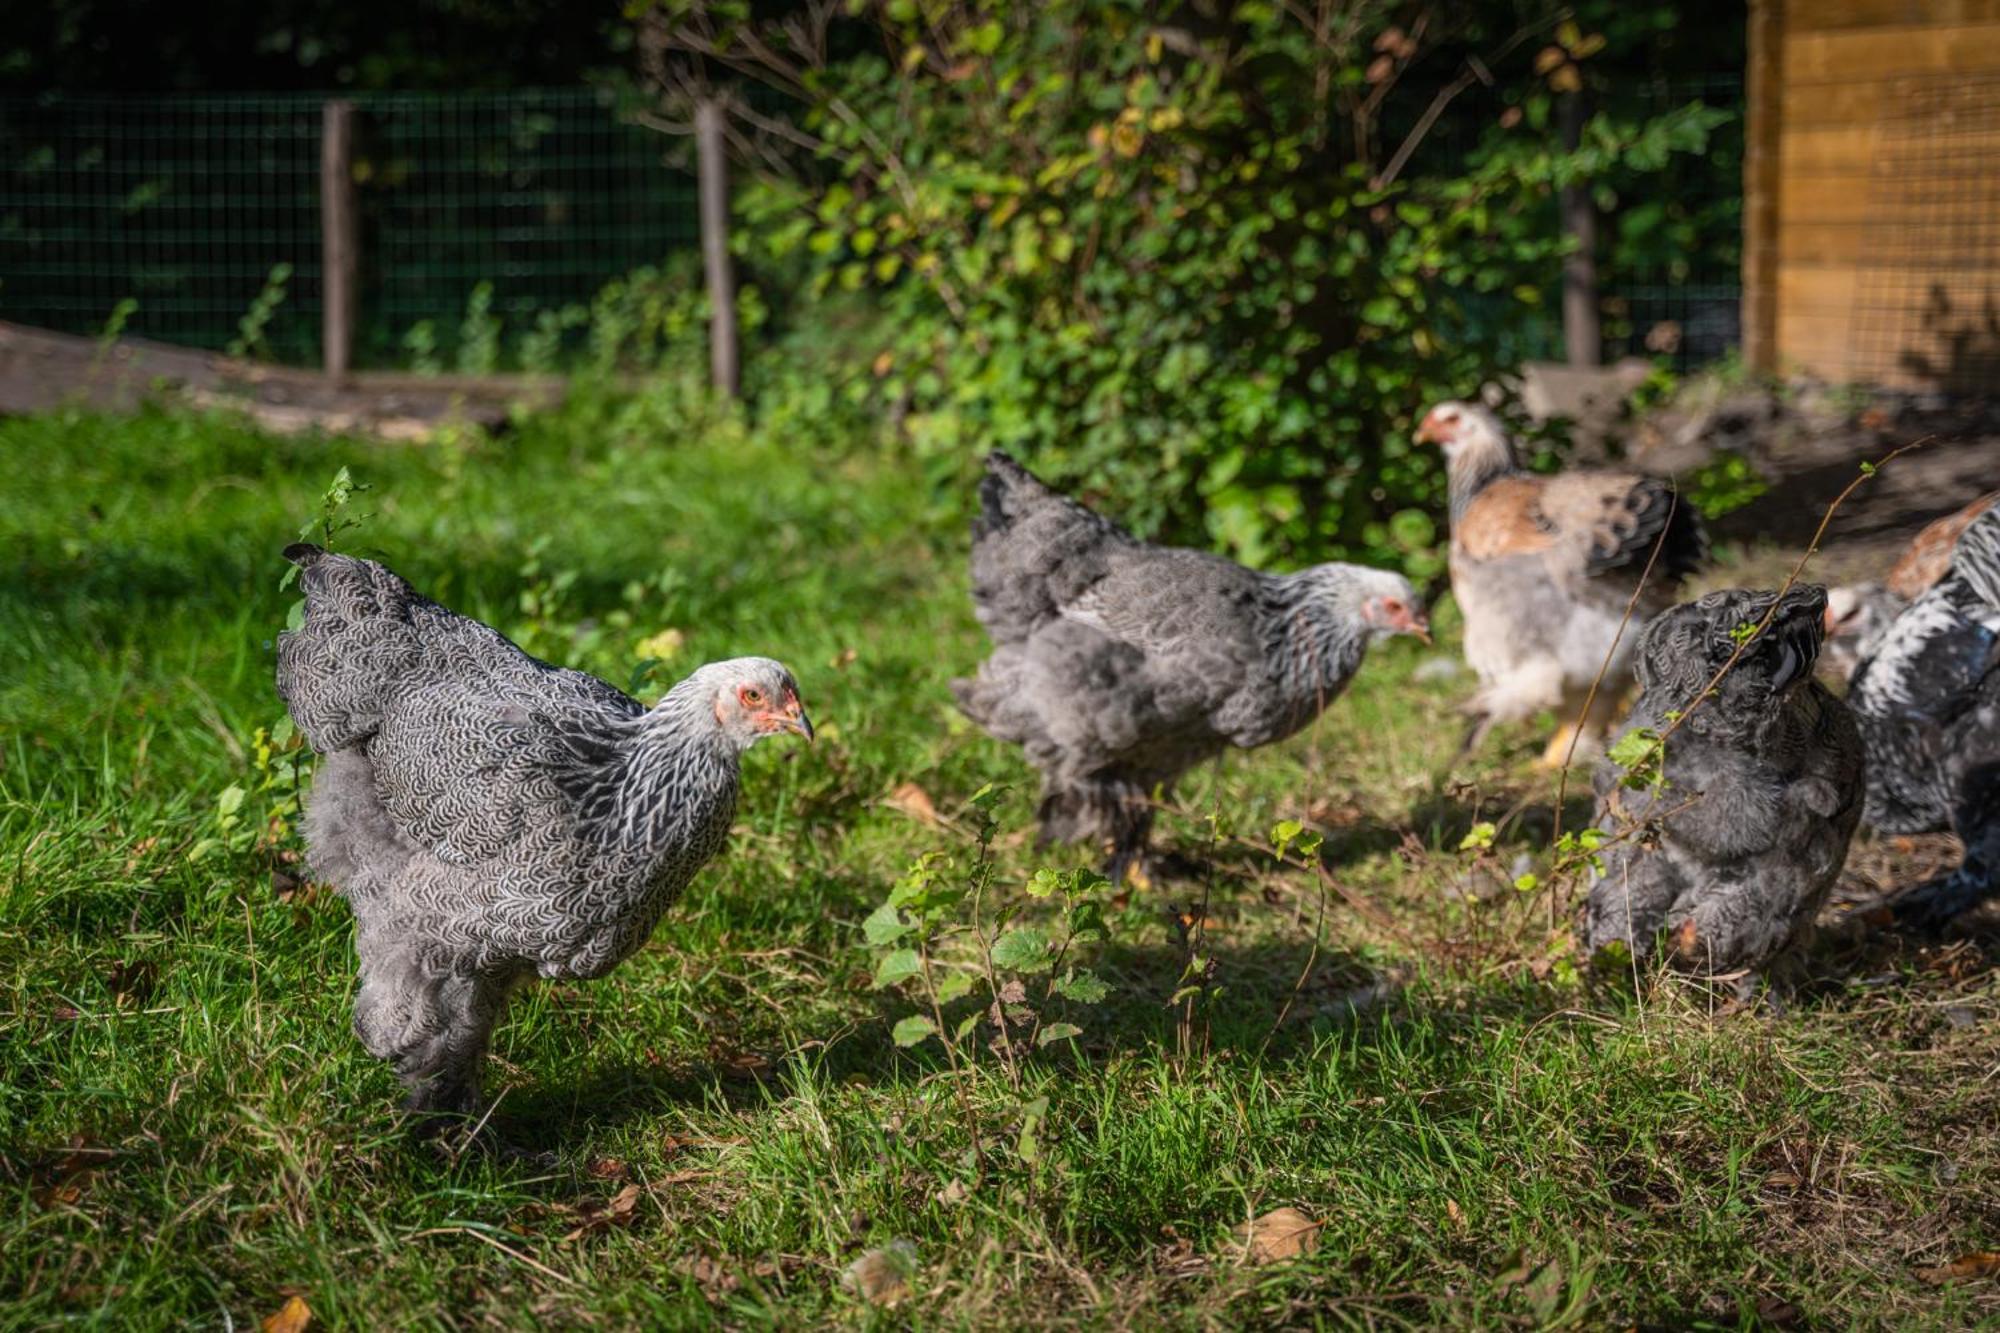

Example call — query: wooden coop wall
[1746,0,2000,391]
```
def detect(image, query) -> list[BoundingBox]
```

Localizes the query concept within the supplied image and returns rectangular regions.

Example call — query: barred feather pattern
[1848,506,2000,925]
[952,453,1422,857]
[1582,585,1865,984]
[275,544,798,1112]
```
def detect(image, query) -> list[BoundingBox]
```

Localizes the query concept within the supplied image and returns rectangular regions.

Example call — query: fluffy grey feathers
[954,452,1424,871]
[1583,585,1864,984]
[276,543,807,1114]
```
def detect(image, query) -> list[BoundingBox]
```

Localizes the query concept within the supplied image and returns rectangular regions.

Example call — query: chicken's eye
[741,687,765,707]
[1383,598,1404,615]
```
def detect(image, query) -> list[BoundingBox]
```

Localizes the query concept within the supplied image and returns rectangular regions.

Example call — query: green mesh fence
[1,88,698,366]
[3,81,1742,372]
[1,94,326,360]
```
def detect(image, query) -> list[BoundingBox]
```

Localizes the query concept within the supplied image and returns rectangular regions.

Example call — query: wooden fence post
[320,99,357,380]
[1559,90,1600,367]
[695,98,739,398]
[1741,0,1782,376]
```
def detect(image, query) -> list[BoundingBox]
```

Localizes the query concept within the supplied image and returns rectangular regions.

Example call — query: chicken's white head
[689,657,813,751]
[1342,568,1432,645]
[1413,400,1512,466]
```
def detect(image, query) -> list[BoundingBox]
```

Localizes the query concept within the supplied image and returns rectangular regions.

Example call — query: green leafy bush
[641,0,1728,570]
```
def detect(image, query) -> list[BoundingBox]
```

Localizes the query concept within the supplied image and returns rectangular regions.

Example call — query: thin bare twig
[1374,17,1550,190]
[406,1226,579,1288]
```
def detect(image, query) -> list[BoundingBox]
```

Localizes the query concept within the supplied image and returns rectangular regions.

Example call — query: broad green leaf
[862,900,911,946]
[891,1015,937,1047]
[935,971,974,1005]
[991,926,1054,973]
[873,949,921,990]
[1054,969,1109,1004]
[1036,1022,1082,1047]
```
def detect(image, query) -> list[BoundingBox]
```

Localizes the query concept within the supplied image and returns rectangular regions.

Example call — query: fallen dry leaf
[1231,1207,1321,1265]
[842,1239,918,1307]
[886,782,939,826]
[33,1181,82,1209]
[561,1183,643,1242]
[588,1158,630,1181]
[684,1253,740,1300]
[123,836,158,872]
[1915,1250,2000,1284]
[31,1135,101,1208]
[262,1295,314,1333]
[1154,1232,1211,1278]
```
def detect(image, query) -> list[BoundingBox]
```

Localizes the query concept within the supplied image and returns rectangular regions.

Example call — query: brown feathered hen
[1826,490,1998,680]
[1415,401,1708,766]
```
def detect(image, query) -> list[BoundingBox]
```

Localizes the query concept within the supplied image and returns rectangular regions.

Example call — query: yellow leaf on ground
[262,1296,313,1333]
[886,782,939,825]
[1231,1207,1321,1265]
[1915,1251,2000,1284]
[842,1239,918,1306]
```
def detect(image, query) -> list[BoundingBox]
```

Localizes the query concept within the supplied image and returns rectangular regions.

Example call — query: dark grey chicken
[952,452,1429,879]
[1582,585,1864,988]
[275,544,811,1116]
[1848,504,2000,927]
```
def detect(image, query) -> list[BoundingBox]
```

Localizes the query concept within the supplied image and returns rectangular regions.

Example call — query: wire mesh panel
[357,88,699,365]
[1,94,324,358]
[1408,75,1745,373]
[1848,76,2000,393]
[4,83,1741,372]
[1602,74,1745,371]
[1,88,697,366]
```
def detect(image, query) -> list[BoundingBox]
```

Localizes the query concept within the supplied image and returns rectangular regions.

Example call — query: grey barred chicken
[952,452,1429,880]
[1848,504,2000,928]
[1825,490,1997,680]
[1416,401,1708,766]
[275,544,811,1116]
[1582,585,1863,989]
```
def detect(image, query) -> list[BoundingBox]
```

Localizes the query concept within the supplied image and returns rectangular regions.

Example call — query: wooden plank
[1776,175,1879,226]
[320,100,357,381]
[1777,221,1877,265]
[1778,124,1882,177]
[1784,0,2000,31]
[1785,23,2000,82]
[1776,263,1860,314]
[1743,0,1785,374]
[1780,80,1884,127]
[694,99,738,400]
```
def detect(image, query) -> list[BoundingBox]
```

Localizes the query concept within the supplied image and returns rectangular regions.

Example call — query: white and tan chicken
[1415,401,1709,766]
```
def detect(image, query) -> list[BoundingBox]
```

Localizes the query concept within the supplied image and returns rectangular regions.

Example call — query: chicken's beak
[1409,618,1433,646]
[784,705,815,743]
[1413,411,1444,445]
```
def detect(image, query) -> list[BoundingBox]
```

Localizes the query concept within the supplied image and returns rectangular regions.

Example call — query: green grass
[3,396,1998,1329]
